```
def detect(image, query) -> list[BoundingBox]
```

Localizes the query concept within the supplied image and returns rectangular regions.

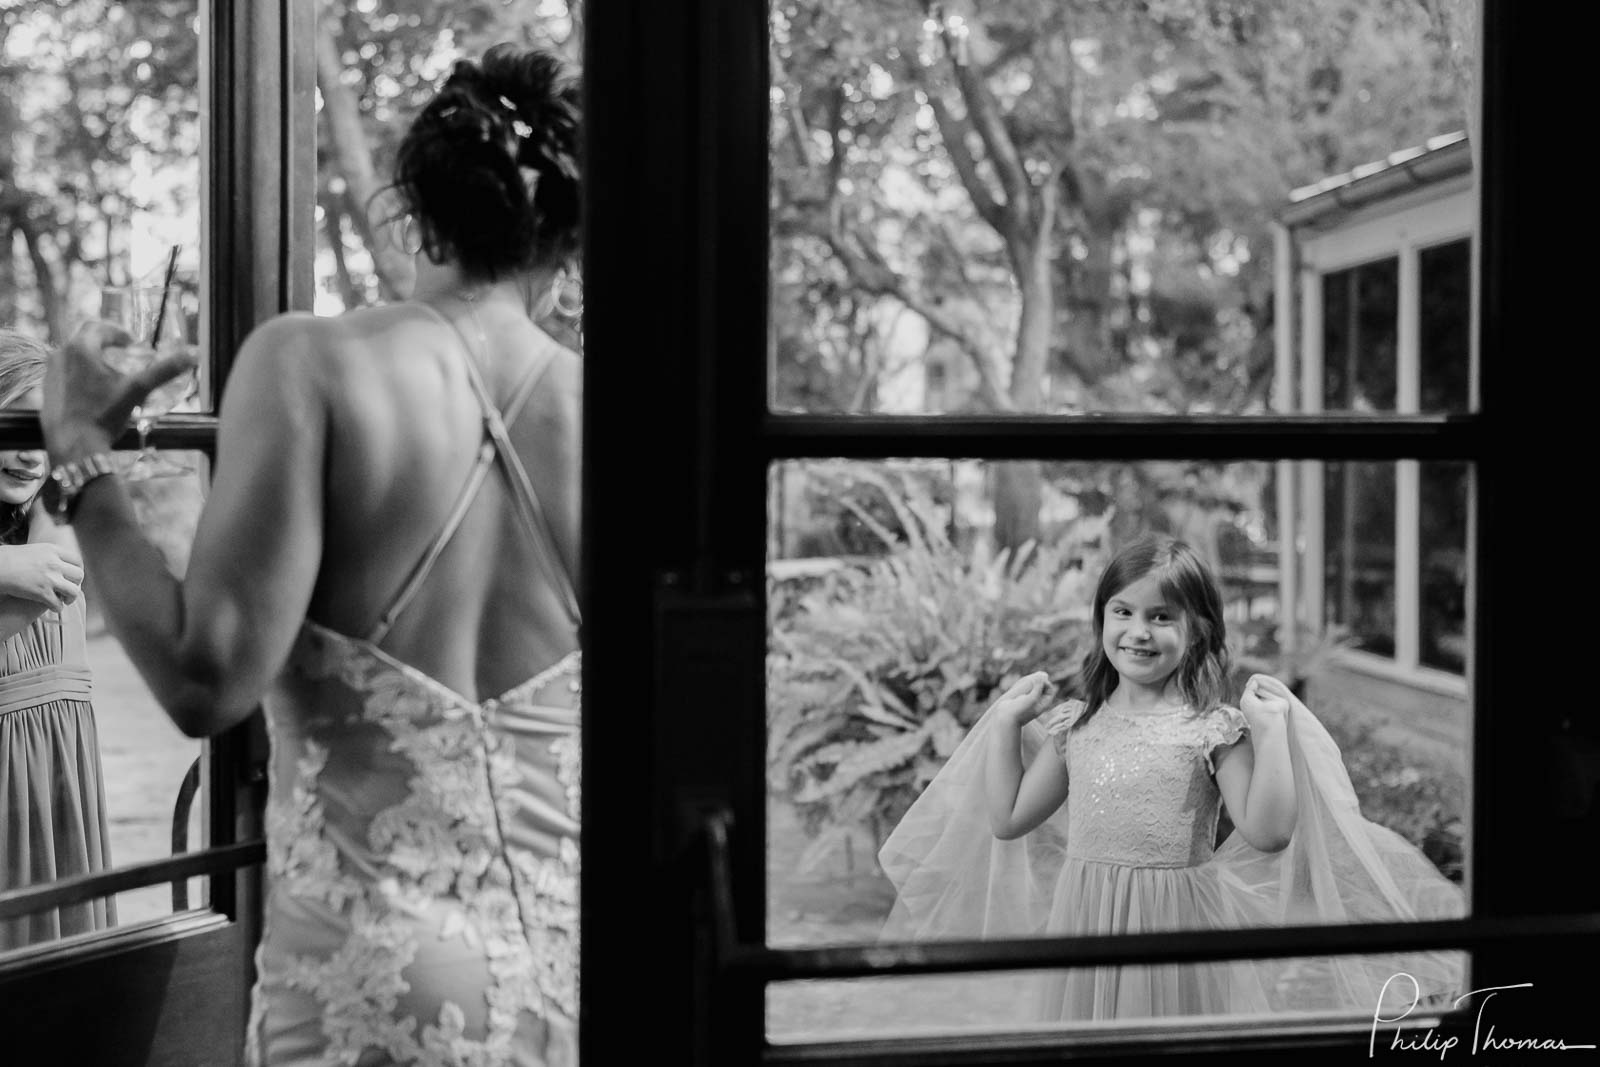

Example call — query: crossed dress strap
[365,302,580,647]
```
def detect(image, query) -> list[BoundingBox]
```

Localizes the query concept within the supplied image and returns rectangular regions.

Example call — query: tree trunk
[315,21,414,302]
[1008,231,1053,411]
[0,227,14,324]
[320,193,360,310]
[14,214,64,342]
[1059,228,1118,385]
[0,93,15,325]
[990,220,1054,552]
[1109,465,1169,548]
[993,462,1043,553]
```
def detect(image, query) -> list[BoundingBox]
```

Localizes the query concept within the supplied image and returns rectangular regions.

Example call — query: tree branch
[824,225,1012,411]
[981,33,1035,79]
[315,18,413,302]
[770,43,816,170]
[923,89,1006,232]
[826,84,847,197]
[319,190,360,310]
[7,205,65,343]
[934,17,1031,230]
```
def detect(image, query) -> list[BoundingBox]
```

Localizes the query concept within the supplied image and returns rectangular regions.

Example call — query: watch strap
[47,452,118,524]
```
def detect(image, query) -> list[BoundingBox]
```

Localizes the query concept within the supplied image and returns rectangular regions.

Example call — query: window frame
[577,0,1599,1063]
[0,0,313,967]
[1295,187,1475,688]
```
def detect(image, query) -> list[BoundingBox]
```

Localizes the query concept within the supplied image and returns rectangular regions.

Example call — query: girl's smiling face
[0,384,45,508]
[0,448,47,507]
[1101,572,1188,694]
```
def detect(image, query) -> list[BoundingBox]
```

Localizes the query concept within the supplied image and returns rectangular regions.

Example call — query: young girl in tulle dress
[878,533,1463,1021]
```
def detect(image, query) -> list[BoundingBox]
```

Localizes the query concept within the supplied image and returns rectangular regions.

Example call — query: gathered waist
[1064,851,1211,871]
[0,664,93,716]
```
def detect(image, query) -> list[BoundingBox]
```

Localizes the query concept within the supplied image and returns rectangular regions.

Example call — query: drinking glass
[99,285,198,480]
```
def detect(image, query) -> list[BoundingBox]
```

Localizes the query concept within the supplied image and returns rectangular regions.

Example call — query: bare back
[301,299,580,702]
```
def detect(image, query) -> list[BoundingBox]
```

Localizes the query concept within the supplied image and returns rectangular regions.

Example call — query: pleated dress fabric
[0,594,115,950]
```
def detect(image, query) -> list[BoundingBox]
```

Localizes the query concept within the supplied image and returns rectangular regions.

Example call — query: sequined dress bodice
[1044,699,1246,868]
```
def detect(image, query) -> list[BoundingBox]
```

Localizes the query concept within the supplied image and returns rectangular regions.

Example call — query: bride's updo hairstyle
[392,43,580,283]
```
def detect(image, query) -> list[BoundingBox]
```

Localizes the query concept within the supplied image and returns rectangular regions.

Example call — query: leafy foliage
[313,0,582,311]
[770,0,1473,418]
[2,0,201,340]
[768,463,1098,859]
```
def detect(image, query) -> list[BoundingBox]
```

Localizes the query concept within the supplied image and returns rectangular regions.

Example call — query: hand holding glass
[99,285,198,479]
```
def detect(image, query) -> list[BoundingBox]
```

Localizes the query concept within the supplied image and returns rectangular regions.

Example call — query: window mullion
[1300,264,1323,414]
[1395,460,1422,668]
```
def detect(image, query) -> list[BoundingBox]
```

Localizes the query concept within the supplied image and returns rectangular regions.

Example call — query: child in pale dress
[879,533,1463,1021]
[0,330,114,949]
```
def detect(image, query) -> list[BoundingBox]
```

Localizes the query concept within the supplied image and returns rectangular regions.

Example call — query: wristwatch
[44,453,118,525]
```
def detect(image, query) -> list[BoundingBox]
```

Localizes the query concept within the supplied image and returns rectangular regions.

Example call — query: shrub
[768,464,1098,874]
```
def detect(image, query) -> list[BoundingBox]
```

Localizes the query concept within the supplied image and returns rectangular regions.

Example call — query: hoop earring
[398,214,423,257]
[551,268,583,319]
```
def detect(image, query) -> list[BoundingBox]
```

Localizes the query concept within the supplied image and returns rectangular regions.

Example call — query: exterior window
[1323,461,1397,657]
[0,0,214,954]
[1322,259,1399,412]
[1419,462,1470,674]
[1419,239,1472,412]
[1292,179,1474,682]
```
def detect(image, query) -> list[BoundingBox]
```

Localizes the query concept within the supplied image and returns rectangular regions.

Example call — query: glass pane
[1323,461,1395,655]
[767,459,1469,1035]
[1419,462,1468,673]
[768,3,1476,415]
[2,452,207,953]
[768,967,1454,1043]
[1419,240,1471,412]
[1322,259,1399,412]
[310,0,583,352]
[0,0,207,408]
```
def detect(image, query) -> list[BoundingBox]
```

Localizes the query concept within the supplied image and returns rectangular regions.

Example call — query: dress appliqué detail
[250,623,580,1065]
[267,739,359,909]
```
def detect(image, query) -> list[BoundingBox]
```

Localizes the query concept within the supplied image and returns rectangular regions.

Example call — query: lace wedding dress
[248,307,579,1066]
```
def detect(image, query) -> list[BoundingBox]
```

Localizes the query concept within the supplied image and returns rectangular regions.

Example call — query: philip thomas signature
[1371,974,1597,1059]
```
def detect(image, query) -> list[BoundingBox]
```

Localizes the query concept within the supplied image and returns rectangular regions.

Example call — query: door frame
[0,2,314,1063]
[580,1,1600,1064]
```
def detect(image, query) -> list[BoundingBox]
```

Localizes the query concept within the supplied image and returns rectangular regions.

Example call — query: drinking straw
[150,244,181,344]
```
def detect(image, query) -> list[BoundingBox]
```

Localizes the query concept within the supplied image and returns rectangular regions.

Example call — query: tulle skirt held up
[877,690,1465,1022]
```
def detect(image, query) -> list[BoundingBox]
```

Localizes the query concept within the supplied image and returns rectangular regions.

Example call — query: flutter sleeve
[875,698,1073,942]
[1200,704,1250,774]
[1040,698,1086,766]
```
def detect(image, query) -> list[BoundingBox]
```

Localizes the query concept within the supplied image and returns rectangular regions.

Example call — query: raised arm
[1214,674,1299,853]
[42,314,329,737]
[984,671,1070,840]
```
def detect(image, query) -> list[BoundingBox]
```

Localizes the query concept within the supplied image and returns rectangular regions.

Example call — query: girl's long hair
[1078,533,1231,722]
[0,329,49,546]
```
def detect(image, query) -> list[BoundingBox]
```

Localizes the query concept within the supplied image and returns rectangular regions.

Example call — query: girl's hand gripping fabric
[989,671,1055,726]
[1239,673,1293,733]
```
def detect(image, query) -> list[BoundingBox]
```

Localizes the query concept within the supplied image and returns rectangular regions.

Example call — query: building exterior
[1273,132,1473,765]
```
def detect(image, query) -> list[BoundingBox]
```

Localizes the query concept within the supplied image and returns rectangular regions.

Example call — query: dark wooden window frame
[583,2,1600,1065]
[0,0,314,1003]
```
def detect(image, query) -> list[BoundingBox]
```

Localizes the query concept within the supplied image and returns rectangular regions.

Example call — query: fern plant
[768,463,1098,874]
